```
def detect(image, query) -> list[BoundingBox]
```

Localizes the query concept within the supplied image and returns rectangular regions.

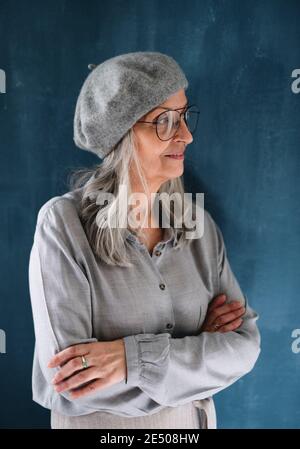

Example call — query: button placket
[151,239,173,262]
[151,241,165,257]
[134,241,176,333]
[158,282,175,332]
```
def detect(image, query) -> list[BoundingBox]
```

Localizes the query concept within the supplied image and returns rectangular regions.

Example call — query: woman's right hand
[200,294,246,333]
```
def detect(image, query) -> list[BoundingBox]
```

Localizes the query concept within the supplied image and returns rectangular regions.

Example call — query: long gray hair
[67,127,195,267]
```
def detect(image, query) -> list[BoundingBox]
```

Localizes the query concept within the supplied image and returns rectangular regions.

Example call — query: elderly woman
[28,51,261,429]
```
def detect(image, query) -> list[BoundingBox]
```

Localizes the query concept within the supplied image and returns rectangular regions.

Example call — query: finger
[48,344,90,368]
[52,355,94,385]
[54,367,100,393]
[206,303,243,327]
[208,295,227,310]
[206,302,244,326]
[213,307,246,327]
[209,297,243,314]
[218,317,243,333]
[70,377,112,399]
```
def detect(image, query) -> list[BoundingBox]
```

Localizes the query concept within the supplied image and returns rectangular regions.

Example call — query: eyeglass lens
[156,106,199,140]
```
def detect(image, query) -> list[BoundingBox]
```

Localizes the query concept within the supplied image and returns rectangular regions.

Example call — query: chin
[166,169,184,179]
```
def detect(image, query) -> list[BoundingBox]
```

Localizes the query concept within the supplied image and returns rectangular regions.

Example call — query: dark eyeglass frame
[136,104,200,141]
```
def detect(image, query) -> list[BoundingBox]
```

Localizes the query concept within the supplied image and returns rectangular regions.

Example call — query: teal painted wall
[0,0,299,428]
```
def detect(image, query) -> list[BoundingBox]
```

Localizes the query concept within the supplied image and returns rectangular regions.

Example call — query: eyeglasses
[136,104,200,141]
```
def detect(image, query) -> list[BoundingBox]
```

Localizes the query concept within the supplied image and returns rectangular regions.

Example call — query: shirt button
[166,323,173,329]
[159,283,166,290]
[154,250,162,257]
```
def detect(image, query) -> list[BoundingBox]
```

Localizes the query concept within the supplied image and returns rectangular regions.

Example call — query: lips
[164,152,184,160]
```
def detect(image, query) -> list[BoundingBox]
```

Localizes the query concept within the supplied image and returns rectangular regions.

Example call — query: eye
[156,112,169,125]
[157,117,168,124]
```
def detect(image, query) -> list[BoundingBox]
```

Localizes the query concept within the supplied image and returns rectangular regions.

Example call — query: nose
[174,116,193,144]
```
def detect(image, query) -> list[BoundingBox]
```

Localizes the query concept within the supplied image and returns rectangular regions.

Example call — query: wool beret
[73,51,189,159]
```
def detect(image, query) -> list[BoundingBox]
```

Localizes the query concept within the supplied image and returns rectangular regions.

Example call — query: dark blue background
[0,0,299,428]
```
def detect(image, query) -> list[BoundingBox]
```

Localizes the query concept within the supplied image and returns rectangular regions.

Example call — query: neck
[129,175,163,230]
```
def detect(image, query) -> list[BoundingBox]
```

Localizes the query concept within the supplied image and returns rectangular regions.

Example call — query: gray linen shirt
[28,186,261,421]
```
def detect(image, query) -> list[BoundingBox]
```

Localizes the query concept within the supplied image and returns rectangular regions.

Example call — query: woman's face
[131,89,193,191]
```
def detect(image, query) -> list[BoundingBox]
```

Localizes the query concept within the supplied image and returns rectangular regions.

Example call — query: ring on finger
[81,355,89,369]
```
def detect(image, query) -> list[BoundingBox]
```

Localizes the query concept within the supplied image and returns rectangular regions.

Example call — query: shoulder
[189,207,224,255]
[34,188,85,240]
[203,209,222,242]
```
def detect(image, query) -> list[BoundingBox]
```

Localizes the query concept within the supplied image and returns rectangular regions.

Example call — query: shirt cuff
[123,335,140,386]
[123,333,171,388]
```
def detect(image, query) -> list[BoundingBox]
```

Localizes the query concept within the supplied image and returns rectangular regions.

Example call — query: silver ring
[213,323,220,330]
[81,355,89,369]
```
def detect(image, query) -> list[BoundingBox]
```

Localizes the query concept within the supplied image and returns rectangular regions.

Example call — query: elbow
[248,343,261,373]
[237,319,261,374]
[234,326,261,376]
[241,337,261,375]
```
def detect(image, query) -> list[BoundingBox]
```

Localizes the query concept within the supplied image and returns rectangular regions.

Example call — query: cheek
[134,130,170,167]
[139,145,169,166]
[156,143,172,160]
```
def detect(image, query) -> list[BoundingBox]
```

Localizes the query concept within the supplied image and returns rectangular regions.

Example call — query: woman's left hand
[47,339,127,399]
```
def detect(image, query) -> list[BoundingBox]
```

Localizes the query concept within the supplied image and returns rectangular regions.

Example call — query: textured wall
[0,0,299,428]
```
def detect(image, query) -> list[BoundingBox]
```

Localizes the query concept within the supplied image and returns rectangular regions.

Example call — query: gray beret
[73,51,189,159]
